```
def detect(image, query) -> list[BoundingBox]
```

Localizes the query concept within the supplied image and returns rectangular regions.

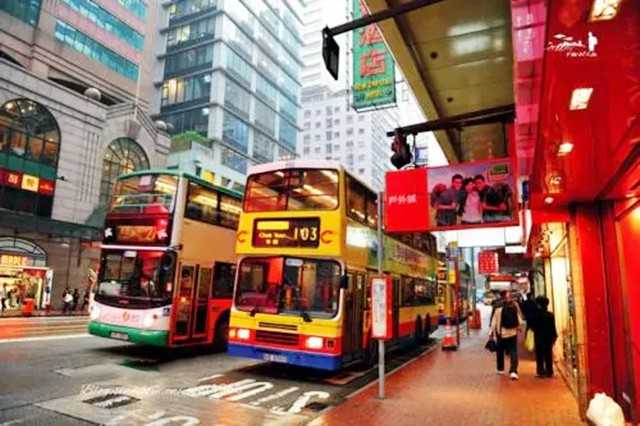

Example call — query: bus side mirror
[160,250,177,272]
[340,275,348,289]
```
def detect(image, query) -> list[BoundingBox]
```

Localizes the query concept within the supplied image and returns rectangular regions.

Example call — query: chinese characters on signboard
[352,0,396,110]
[478,250,499,274]
[385,158,519,232]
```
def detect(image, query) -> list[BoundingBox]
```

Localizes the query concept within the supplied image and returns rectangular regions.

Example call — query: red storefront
[514,0,640,421]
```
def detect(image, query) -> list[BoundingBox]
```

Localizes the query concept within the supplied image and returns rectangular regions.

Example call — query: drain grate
[305,402,329,412]
[82,393,139,409]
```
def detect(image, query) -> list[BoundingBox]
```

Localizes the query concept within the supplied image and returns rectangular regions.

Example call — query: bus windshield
[95,250,173,307]
[235,257,341,318]
[111,174,178,214]
[244,169,339,212]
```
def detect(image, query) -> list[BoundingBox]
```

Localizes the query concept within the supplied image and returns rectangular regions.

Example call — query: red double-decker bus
[88,169,241,348]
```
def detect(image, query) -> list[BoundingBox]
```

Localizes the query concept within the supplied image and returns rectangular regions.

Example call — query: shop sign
[38,179,55,195]
[21,174,39,192]
[5,170,22,187]
[478,250,499,274]
[352,0,396,110]
[0,254,33,267]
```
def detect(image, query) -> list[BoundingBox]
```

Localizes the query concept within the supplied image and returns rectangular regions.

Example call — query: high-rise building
[299,85,397,192]
[155,0,305,193]
[0,0,170,310]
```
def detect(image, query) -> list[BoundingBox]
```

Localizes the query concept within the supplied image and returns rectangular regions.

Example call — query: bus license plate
[111,332,129,341]
[263,353,287,363]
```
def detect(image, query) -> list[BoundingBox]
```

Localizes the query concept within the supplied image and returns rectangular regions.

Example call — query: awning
[0,210,102,240]
[363,0,514,163]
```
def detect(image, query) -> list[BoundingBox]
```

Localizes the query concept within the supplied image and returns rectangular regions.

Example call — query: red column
[573,204,615,398]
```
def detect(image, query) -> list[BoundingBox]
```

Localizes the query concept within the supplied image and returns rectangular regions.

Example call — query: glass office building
[157,0,304,192]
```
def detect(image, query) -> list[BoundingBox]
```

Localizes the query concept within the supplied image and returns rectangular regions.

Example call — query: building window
[304,110,311,118]
[303,135,311,143]
[358,140,366,147]
[99,138,149,206]
[0,99,60,217]
[54,20,139,80]
[279,120,297,150]
[169,0,215,20]
[256,75,278,104]
[334,119,340,125]
[226,0,254,34]
[60,0,144,50]
[164,44,213,76]
[358,154,365,161]
[304,122,311,130]
[225,17,252,59]
[117,0,147,19]
[163,107,209,136]
[254,100,276,136]
[347,128,354,136]
[334,132,339,138]
[161,73,211,106]
[358,128,365,134]
[315,109,321,116]
[280,95,297,123]
[325,106,332,115]
[347,115,354,124]
[222,113,250,152]
[314,135,320,141]
[221,148,247,174]
[333,144,340,152]
[346,140,354,148]
[359,168,365,174]
[0,0,42,26]
[314,147,321,154]
[253,132,274,163]
[224,79,251,118]
[315,122,321,129]
[325,144,332,154]
[325,131,332,141]
[303,147,310,155]
[167,17,215,48]
[225,47,253,87]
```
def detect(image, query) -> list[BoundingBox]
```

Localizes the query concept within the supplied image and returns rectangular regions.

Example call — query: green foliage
[170,131,211,152]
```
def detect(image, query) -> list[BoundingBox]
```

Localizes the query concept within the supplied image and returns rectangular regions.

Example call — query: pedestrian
[522,292,538,331]
[0,283,6,313]
[72,289,80,311]
[80,288,90,311]
[490,290,524,380]
[532,296,557,378]
[62,288,72,313]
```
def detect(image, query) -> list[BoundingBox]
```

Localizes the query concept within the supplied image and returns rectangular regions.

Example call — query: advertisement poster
[352,0,396,110]
[427,158,518,231]
[385,158,519,232]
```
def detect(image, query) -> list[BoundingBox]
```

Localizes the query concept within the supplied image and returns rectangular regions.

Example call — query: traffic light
[390,130,412,169]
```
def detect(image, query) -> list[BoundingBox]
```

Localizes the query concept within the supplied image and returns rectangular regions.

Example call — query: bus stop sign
[371,275,393,340]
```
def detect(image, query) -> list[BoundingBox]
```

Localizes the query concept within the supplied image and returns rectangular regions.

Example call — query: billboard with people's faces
[385,158,519,233]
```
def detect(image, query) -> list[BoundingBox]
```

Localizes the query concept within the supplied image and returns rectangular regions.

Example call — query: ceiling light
[590,0,622,21]
[570,88,594,110]
[544,196,555,205]
[558,142,574,156]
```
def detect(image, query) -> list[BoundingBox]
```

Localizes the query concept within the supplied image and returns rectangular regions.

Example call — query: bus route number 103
[292,225,318,242]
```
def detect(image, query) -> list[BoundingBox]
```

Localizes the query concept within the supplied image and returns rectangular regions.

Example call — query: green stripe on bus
[88,322,169,347]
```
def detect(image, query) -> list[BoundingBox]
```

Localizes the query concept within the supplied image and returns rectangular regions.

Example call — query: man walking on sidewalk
[0,283,6,313]
[490,291,523,380]
[532,296,557,378]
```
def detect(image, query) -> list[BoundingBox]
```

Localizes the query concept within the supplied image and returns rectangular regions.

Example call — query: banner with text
[352,0,396,110]
[385,158,519,232]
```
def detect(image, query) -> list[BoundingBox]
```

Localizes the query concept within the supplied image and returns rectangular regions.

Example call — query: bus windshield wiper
[249,306,258,317]
[300,309,312,323]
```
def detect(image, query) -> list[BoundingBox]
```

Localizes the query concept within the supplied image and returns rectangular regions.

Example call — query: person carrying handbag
[489,290,524,380]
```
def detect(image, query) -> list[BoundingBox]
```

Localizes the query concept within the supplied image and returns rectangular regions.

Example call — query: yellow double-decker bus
[228,160,439,370]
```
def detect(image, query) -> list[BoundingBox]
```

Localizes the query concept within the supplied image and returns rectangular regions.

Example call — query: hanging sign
[352,0,396,110]
[478,250,499,274]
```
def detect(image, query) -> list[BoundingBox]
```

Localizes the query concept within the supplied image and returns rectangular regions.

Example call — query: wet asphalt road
[0,332,437,426]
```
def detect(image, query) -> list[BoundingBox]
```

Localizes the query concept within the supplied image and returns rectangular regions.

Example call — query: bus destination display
[253,218,320,248]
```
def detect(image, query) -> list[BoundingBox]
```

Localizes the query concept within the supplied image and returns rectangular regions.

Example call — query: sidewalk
[312,317,583,426]
[0,309,88,318]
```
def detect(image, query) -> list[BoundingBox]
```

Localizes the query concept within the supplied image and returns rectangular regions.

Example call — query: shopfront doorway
[0,237,50,311]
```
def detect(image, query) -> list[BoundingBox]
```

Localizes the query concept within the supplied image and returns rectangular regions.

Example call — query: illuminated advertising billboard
[385,158,519,232]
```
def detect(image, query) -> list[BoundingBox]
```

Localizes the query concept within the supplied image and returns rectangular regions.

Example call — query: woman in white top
[459,178,483,224]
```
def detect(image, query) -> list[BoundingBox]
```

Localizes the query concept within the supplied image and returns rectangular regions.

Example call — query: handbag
[485,339,497,352]
[525,329,535,352]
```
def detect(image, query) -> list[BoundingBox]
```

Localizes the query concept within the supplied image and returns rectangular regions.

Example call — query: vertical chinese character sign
[352,0,396,110]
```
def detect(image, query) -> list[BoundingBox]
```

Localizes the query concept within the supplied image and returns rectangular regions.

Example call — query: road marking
[0,333,90,344]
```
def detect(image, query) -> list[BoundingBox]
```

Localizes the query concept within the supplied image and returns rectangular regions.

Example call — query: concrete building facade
[0,0,170,311]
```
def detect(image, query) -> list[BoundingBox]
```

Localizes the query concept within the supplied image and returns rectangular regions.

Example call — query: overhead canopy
[363,0,514,163]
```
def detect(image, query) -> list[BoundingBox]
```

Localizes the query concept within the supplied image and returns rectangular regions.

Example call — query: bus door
[171,263,198,343]
[392,277,400,339]
[191,266,212,340]
[343,272,365,357]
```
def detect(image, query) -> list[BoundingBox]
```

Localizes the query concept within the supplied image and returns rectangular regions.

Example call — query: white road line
[0,333,91,344]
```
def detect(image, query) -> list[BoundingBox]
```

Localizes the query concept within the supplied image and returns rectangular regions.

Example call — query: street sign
[322,27,339,80]
[371,275,392,340]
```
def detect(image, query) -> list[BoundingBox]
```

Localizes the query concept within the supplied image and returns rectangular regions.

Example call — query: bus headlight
[237,328,250,340]
[143,314,156,328]
[90,305,100,321]
[305,336,324,350]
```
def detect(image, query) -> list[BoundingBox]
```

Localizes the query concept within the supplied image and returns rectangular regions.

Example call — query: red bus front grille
[255,330,299,346]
